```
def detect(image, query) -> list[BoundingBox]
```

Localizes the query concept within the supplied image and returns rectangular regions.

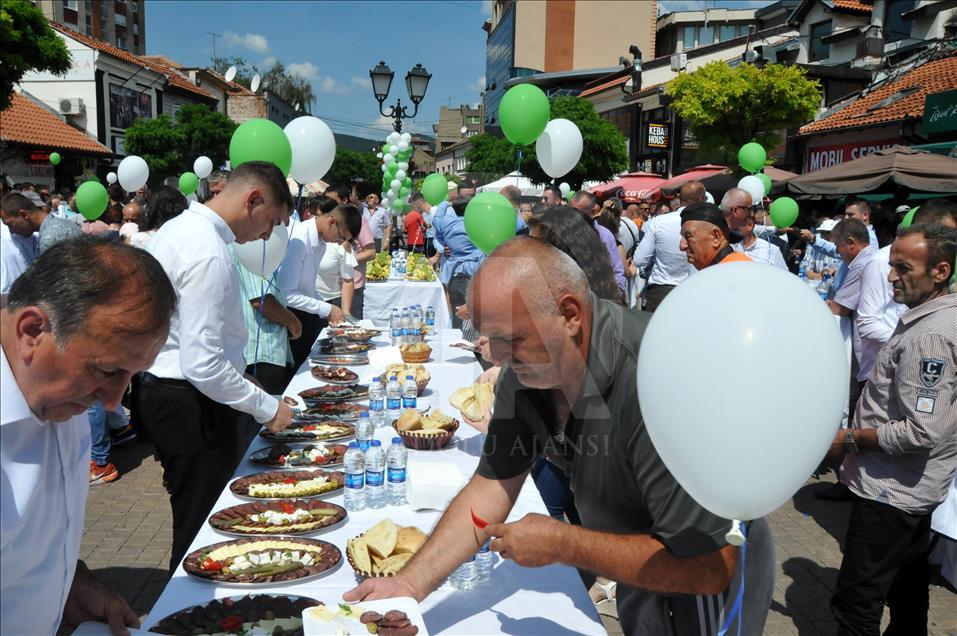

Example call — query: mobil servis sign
[804,139,900,172]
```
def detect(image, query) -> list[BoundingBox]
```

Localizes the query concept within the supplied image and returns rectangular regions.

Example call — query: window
[115,12,126,26]
[682,26,696,50]
[884,0,915,43]
[466,115,480,124]
[809,20,832,61]
[739,24,750,37]
[720,25,736,41]
[699,26,715,46]
[116,34,126,49]
[62,0,78,9]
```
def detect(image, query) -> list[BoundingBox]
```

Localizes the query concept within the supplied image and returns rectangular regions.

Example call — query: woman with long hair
[130,186,187,249]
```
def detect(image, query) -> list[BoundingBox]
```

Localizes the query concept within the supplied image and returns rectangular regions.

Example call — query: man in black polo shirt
[346,237,773,634]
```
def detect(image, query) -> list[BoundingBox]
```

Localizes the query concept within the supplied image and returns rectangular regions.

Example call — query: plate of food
[317,340,375,355]
[229,469,344,500]
[294,403,366,422]
[309,353,369,366]
[392,409,459,450]
[183,537,342,586]
[345,519,428,579]
[148,594,319,635]
[303,598,428,636]
[209,499,347,537]
[260,421,355,443]
[249,443,348,469]
[299,385,369,405]
[310,366,359,385]
[376,363,431,396]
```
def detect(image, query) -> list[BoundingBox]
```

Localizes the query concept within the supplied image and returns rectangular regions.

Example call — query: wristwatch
[844,430,860,454]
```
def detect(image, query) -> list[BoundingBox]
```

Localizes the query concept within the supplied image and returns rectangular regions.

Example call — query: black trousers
[448,274,471,330]
[289,307,319,370]
[643,283,675,313]
[136,374,246,573]
[245,362,290,396]
[314,296,342,338]
[350,287,364,319]
[832,494,933,636]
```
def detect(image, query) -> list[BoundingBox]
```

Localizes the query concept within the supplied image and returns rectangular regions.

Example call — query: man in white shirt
[0,220,33,307]
[279,203,360,368]
[2,236,176,636]
[730,208,788,270]
[364,194,390,252]
[633,181,703,311]
[138,161,297,572]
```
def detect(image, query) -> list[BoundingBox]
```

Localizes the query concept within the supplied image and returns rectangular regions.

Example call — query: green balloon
[422,173,448,205]
[49,152,61,166]
[76,180,108,221]
[229,118,292,176]
[738,142,767,173]
[388,163,399,176]
[899,207,918,229]
[402,177,412,188]
[464,191,517,254]
[382,144,391,155]
[566,190,576,201]
[769,196,799,229]
[179,171,199,195]
[399,187,410,198]
[757,172,772,196]
[498,84,550,146]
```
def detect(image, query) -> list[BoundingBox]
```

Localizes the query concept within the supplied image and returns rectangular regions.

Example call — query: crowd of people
[1,167,954,636]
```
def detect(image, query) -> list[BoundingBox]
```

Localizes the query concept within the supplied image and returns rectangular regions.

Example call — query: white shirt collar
[1,344,36,426]
[188,201,236,245]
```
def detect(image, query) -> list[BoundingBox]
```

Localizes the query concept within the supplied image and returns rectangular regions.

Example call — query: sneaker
[90,460,119,484]
[109,424,137,447]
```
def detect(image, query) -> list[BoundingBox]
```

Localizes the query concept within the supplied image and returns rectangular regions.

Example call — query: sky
[146,1,772,142]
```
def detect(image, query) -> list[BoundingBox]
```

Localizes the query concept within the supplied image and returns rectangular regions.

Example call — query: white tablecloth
[363,279,450,329]
[144,329,604,635]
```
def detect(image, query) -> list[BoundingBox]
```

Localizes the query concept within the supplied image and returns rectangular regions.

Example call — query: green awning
[857,192,956,202]
[912,140,956,157]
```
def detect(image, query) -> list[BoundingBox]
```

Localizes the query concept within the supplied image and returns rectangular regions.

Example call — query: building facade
[482,0,657,126]
[34,0,145,54]
[433,104,484,152]
[434,138,471,177]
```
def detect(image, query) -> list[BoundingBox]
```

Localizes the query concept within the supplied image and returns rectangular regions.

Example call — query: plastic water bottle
[386,437,408,505]
[386,375,402,421]
[410,311,422,343]
[450,556,476,591]
[356,412,374,451]
[475,543,493,583]
[365,440,385,509]
[368,380,385,428]
[400,309,411,345]
[343,442,365,511]
[798,264,808,281]
[390,309,402,346]
[402,375,417,410]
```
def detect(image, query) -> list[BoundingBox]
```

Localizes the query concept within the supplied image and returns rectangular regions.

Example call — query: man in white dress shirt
[138,161,297,572]
[633,181,704,311]
[2,237,176,636]
[731,209,788,270]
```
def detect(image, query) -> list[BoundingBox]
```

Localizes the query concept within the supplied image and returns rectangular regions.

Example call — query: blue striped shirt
[234,254,293,368]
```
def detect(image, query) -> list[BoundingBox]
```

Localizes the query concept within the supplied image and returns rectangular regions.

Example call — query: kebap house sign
[804,139,900,172]
[647,123,671,149]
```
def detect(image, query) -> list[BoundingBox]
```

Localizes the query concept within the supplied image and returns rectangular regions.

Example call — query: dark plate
[148,594,319,635]
[229,469,344,500]
[295,403,366,422]
[183,537,341,586]
[299,384,369,404]
[248,443,347,469]
[310,366,359,385]
[208,499,348,537]
[259,421,355,443]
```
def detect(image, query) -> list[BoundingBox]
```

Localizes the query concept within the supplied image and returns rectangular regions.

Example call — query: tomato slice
[470,508,490,529]
[201,557,223,571]
[279,502,297,514]
[219,615,243,632]
[282,478,297,484]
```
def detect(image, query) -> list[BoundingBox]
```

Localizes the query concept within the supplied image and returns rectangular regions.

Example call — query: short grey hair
[719,187,752,214]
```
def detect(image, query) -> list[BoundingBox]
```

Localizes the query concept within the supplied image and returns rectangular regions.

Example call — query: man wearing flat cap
[679,202,751,269]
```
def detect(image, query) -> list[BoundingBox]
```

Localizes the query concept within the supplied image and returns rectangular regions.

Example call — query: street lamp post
[369,60,432,133]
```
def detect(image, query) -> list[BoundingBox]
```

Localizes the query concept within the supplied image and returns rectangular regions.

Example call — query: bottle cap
[372,440,382,446]
[348,441,359,448]
[359,411,369,418]
[392,437,402,444]
[406,375,414,380]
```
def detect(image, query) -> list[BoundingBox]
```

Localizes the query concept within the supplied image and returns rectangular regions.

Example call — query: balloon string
[516,147,523,186]
[717,521,747,636]
[252,242,267,381]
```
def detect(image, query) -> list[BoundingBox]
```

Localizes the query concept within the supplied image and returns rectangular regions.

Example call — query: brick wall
[226,95,266,125]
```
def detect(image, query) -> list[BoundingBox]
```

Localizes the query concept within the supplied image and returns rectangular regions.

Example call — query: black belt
[141,372,194,390]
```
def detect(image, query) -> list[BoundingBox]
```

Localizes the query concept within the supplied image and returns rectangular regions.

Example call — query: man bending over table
[346,236,774,634]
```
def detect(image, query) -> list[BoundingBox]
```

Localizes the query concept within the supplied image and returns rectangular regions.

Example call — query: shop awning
[588,172,666,201]
[787,146,957,195]
[658,165,728,196]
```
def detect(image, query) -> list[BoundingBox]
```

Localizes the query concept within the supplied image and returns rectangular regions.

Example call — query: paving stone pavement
[77,439,956,635]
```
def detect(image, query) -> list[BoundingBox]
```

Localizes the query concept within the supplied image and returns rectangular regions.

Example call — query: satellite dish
[224,65,237,82]
[250,73,261,93]
[460,126,468,134]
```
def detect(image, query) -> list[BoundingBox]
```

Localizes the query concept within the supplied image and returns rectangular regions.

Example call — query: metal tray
[247,443,347,469]
[183,537,343,587]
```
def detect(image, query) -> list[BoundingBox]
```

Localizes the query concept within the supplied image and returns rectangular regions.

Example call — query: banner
[804,139,899,172]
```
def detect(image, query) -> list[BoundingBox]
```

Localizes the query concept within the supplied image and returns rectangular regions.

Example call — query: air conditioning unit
[59,98,85,116]
[670,53,688,72]
[856,36,884,58]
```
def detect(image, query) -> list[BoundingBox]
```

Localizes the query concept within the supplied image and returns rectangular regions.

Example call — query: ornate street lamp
[369,60,432,132]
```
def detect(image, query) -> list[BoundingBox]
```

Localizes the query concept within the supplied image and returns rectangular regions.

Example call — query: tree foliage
[323,148,381,196]
[465,96,627,189]
[211,55,315,113]
[124,104,236,184]
[667,62,821,162]
[0,0,72,110]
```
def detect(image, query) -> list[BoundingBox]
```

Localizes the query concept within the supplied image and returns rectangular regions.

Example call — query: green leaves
[323,148,381,193]
[0,0,72,110]
[667,62,821,163]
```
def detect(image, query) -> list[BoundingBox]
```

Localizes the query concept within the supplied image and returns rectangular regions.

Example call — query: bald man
[346,236,773,635]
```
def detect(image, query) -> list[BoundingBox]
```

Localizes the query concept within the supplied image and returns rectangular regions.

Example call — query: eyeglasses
[638,206,651,211]
[332,218,351,243]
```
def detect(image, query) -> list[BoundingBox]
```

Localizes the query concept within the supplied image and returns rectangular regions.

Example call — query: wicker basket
[345,532,393,579]
[400,345,432,364]
[391,419,459,450]
[378,372,430,397]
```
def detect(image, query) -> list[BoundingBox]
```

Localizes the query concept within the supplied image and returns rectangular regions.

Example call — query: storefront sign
[804,139,900,172]
[682,128,699,150]
[647,123,671,149]
[27,151,51,163]
[922,90,957,135]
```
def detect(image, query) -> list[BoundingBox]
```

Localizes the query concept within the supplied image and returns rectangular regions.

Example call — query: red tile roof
[799,51,957,134]
[1,92,111,155]
[832,0,873,13]
[48,23,216,101]
[580,77,662,99]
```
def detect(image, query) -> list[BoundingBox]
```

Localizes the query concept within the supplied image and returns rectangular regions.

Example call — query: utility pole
[207,31,220,61]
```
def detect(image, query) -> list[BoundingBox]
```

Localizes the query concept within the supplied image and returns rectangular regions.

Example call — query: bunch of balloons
[498,84,584,180]
[734,141,800,229]
[379,131,414,214]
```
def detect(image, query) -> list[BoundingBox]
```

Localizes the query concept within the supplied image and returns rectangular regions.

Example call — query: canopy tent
[588,172,666,202]
[787,146,957,196]
[477,171,544,197]
[287,177,329,197]
[658,165,728,196]
[691,166,798,200]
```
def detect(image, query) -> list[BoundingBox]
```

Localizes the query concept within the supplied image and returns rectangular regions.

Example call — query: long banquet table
[144,328,605,635]
[363,279,451,329]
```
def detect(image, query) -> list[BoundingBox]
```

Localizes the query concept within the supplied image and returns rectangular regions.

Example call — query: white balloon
[284,116,336,184]
[559,182,571,197]
[106,171,117,184]
[384,154,395,165]
[400,132,412,144]
[395,170,406,181]
[637,263,849,521]
[193,156,213,179]
[398,162,409,171]
[387,132,400,144]
[382,165,389,173]
[234,222,290,278]
[391,179,402,190]
[705,191,714,204]
[397,141,409,152]
[389,145,399,155]
[737,176,765,206]
[536,118,583,179]
[117,155,149,192]
[376,152,383,159]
